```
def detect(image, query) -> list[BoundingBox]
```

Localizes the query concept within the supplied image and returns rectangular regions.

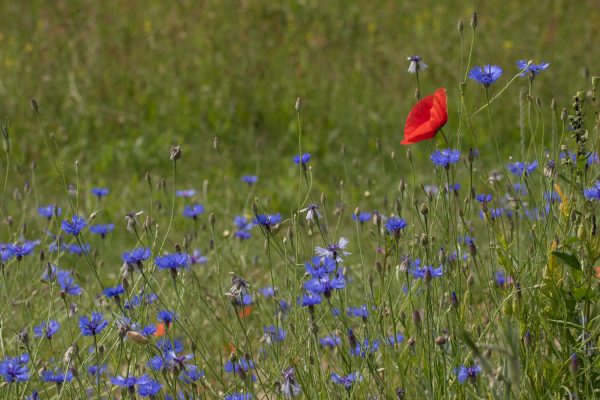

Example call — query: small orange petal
[237,306,252,318]
[154,323,166,337]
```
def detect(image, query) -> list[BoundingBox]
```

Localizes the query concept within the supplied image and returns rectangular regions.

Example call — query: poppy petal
[401,88,447,145]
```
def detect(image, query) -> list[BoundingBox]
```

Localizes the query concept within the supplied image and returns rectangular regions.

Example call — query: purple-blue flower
[138,379,162,397]
[507,160,538,176]
[89,223,114,238]
[157,310,177,325]
[293,153,311,165]
[78,312,108,336]
[320,335,341,348]
[183,204,205,219]
[411,265,443,280]
[385,217,407,236]
[468,65,503,87]
[155,253,189,271]
[430,149,461,168]
[57,271,82,296]
[255,213,281,228]
[299,293,322,307]
[0,354,30,383]
[103,285,125,299]
[475,193,492,203]
[41,369,73,384]
[455,365,482,383]
[176,189,195,198]
[315,237,350,262]
[331,372,361,389]
[110,374,150,389]
[241,175,258,186]
[38,205,61,219]
[352,211,372,224]
[61,215,87,236]
[122,247,151,266]
[2,241,37,261]
[304,275,346,297]
[516,60,549,77]
[33,320,60,339]
[584,182,600,200]
[91,187,109,198]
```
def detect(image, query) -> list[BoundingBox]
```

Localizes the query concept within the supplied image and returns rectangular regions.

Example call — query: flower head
[89,223,114,238]
[255,213,281,229]
[103,285,125,299]
[155,253,189,271]
[61,215,87,236]
[401,88,447,145]
[157,310,177,326]
[78,312,108,336]
[91,187,109,198]
[183,204,205,219]
[385,217,407,236]
[41,369,73,384]
[315,237,350,262]
[455,365,481,384]
[516,60,549,78]
[241,175,258,185]
[293,153,311,166]
[584,182,600,201]
[430,149,461,168]
[2,241,37,261]
[0,354,30,383]
[407,55,427,73]
[38,205,61,219]
[176,189,196,198]
[138,379,162,397]
[507,160,538,177]
[468,65,503,87]
[33,320,60,339]
[331,372,362,389]
[122,247,151,266]
[57,271,82,296]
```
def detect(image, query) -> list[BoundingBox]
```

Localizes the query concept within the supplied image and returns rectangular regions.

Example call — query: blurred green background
[0,0,598,208]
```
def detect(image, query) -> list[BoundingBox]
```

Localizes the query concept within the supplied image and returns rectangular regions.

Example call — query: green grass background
[0,0,598,205]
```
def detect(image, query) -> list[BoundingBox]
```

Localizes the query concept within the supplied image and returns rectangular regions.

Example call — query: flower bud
[457,19,464,33]
[295,97,303,112]
[470,12,478,28]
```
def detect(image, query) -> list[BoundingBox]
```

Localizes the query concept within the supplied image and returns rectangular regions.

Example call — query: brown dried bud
[169,144,182,160]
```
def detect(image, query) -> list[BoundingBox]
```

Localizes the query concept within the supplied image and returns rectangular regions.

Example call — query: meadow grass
[0,2,599,399]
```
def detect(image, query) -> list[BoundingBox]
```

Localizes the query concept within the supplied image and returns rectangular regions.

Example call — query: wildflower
[293,153,311,166]
[352,211,372,224]
[299,293,322,307]
[157,310,177,326]
[315,237,350,262]
[279,367,301,398]
[495,270,506,287]
[176,189,195,198]
[78,312,108,336]
[122,247,151,267]
[111,374,150,390]
[67,242,91,255]
[103,285,125,299]
[512,183,527,196]
[304,256,336,278]
[430,149,461,168]
[331,372,362,389]
[468,65,503,87]
[507,160,538,177]
[516,60,549,78]
[320,335,341,347]
[445,183,461,193]
[241,175,258,185]
[304,274,346,298]
[138,380,162,397]
[61,215,87,236]
[225,394,252,400]
[183,204,205,219]
[91,187,109,198]
[38,205,61,219]
[475,193,492,203]
[155,253,189,272]
[188,249,208,265]
[179,365,204,384]
[262,326,286,344]
[255,213,281,229]
[41,369,73,384]
[386,333,405,346]
[89,223,114,238]
[233,215,254,239]
[226,274,251,305]
[0,354,30,383]
[401,88,447,145]
[584,182,600,200]
[124,292,157,309]
[224,357,256,381]
[350,338,380,357]
[57,271,82,296]
[33,320,60,339]
[87,364,107,377]
[300,203,321,221]
[259,286,275,297]
[411,265,443,280]
[407,55,427,73]
[2,241,37,261]
[346,305,369,319]
[385,217,407,237]
[455,365,482,383]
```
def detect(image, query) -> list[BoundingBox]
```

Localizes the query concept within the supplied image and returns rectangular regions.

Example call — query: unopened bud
[209,213,216,227]
[470,12,478,28]
[295,97,303,112]
[30,98,39,113]
[458,19,464,33]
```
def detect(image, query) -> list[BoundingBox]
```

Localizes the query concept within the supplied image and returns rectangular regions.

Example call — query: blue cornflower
[110,374,150,389]
[331,372,362,389]
[512,183,527,195]
[262,326,286,344]
[157,310,177,326]
[455,365,482,384]
[179,365,204,384]
[584,182,600,200]
[479,207,504,220]
[67,243,91,255]
[224,358,255,380]
[234,215,254,240]
[147,356,166,372]
[61,215,87,236]
[225,394,252,400]
[138,379,162,397]
[304,256,336,278]
[293,153,311,166]
[78,312,108,336]
[103,285,125,299]
[350,338,380,357]
[87,364,107,377]
[446,183,461,193]
[315,237,350,262]
[516,60,549,78]
[320,335,341,348]
[57,271,82,296]
[91,187,109,198]
[507,160,538,177]
[544,190,560,203]
[183,204,205,219]
[430,149,461,168]
[241,175,258,186]
[385,217,407,236]
[157,338,184,354]
[407,55,427,73]
[124,292,157,309]
[89,223,114,238]
[475,193,492,203]
[411,265,443,280]
[38,205,61,219]
[122,247,151,266]
[176,189,196,198]
[259,286,275,297]
[346,305,369,319]
[300,203,321,221]
[299,293,322,307]
[27,391,40,400]
[0,354,30,383]
[352,211,372,224]
[33,320,60,339]
[495,270,506,287]
[468,65,503,87]
[140,325,157,337]
[255,213,281,229]
[155,253,188,272]
[386,333,405,346]
[304,275,346,298]
[188,249,208,265]
[2,241,37,261]
[41,369,73,384]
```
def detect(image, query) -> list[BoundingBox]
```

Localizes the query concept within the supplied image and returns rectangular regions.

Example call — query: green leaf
[572,287,597,301]
[551,251,581,271]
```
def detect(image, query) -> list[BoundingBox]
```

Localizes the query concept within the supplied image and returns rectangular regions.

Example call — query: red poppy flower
[401,88,448,145]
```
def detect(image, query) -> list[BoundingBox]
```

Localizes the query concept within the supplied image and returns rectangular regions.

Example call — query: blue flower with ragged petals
[352,211,372,224]
[57,271,82,296]
[61,215,87,236]
[385,217,407,236]
[89,223,114,237]
[38,205,61,219]
[319,335,341,348]
[110,374,150,389]
[91,187,109,198]
[516,60,549,77]
[304,256,336,278]
[411,265,443,280]
[469,65,503,87]
[179,365,204,384]
[430,149,461,168]
[157,310,177,325]
[304,275,346,297]
[241,175,258,185]
[507,160,538,176]
[2,241,37,261]
[298,293,322,307]
[78,312,108,336]
[103,285,125,298]
[584,182,600,200]
[33,320,60,339]
[0,354,30,383]
[138,379,162,397]
[183,204,204,219]
[475,193,492,203]
[41,369,73,384]
[331,372,362,389]
[155,253,188,271]
[455,365,482,383]
[255,213,281,228]
[293,153,311,165]
[122,247,151,265]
